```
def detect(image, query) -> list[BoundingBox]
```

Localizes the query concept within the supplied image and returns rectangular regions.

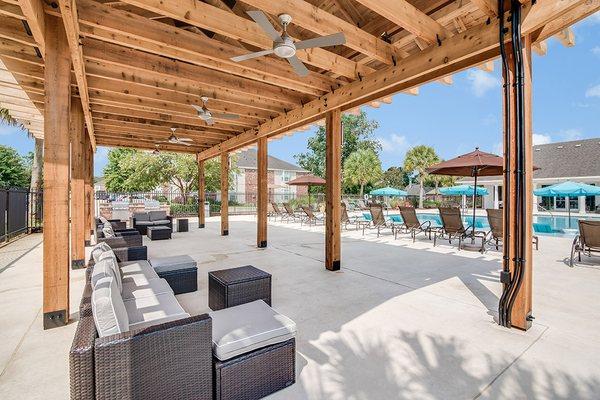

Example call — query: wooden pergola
[0,0,596,331]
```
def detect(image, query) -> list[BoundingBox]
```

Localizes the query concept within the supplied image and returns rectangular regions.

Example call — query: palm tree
[343,148,383,196]
[403,145,440,208]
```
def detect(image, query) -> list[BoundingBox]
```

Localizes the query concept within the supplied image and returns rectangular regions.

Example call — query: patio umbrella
[369,187,408,196]
[427,147,502,233]
[534,181,600,227]
[439,185,489,196]
[287,174,326,208]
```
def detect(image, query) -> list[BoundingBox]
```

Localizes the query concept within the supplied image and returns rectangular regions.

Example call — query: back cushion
[98,251,122,292]
[92,276,129,338]
[133,212,150,222]
[99,216,109,224]
[91,242,112,263]
[102,222,115,238]
[149,210,167,221]
[91,259,116,289]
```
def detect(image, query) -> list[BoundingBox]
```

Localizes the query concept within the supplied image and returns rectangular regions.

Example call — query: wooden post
[325,109,342,271]
[502,35,533,331]
[83,131,92,246]
[197,155,206,228]
[70,98,86,268]
[43,15,71,329]
[88,146,95,238]
[220,153,229,236]
[257,137,268,248]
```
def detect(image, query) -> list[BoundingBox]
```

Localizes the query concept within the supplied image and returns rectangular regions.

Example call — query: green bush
[170,203,198,216]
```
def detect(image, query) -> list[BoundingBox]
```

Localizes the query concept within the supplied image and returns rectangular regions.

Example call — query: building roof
[236,149,307,172]
[459,138,600,183]
[405,183,433,196]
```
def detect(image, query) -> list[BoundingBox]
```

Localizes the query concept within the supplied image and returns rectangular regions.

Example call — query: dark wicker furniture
[97,233,143,248]
[149,255,198,295]
[209,265,272,311]
[132,211,173,235]
[177,218,189,232]
[147,226,172,240]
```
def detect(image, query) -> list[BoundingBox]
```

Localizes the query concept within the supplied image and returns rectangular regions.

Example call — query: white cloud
[592,46,600,56]
[585,84,600,98]
[378,134,408,154]
[532,134,552,145]
[560,129,583,141]
[466,69,500,97]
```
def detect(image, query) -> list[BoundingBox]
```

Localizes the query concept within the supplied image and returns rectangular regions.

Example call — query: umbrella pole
[567,196,570,228]
[472,173,478,235]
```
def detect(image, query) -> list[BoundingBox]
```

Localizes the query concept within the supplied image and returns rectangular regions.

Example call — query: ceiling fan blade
[287,55,309,77]
[191,104,203,112]
[246,10,281,41]
[295,32,346,50]
[206,118,215,126]
[178,138,193,142]
[179,141,192,146]
[230,49,274,62]
[212,113,240,120]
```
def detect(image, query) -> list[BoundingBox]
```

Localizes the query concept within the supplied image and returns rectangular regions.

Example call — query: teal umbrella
[370,187,408,196]
[534,181,600,227]
[439,185,489,196]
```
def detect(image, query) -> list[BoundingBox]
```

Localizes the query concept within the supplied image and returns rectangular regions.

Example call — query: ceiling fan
[192,96,239,126]
[162,128,193,146]
[230,11,346,77]
[152,145,160,155]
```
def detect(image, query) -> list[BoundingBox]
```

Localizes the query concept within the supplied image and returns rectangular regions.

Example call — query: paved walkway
[1,219,599,399]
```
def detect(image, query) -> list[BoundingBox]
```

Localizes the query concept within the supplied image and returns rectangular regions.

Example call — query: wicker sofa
[131,211,173,235]
[71,245,297,400]
[95,222,144,249]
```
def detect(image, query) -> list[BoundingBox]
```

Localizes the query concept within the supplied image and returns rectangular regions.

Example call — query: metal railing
[0,189,43,245]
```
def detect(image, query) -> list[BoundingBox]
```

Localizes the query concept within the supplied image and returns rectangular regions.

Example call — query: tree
[381,166,410,189]
[0,145,30,188]
[343,148,383,196]
[403,145,440,208]
[295,111,381,177]
[104,148,145,192]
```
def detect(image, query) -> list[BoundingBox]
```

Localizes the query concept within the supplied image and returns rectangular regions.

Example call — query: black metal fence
[0,189,43,245]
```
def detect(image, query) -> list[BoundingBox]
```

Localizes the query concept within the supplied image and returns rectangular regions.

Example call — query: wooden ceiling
[0,0,597,155]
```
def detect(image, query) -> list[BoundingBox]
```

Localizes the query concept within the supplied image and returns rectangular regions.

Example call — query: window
[281,170,294,183]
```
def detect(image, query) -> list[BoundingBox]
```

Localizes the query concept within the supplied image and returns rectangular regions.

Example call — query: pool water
[363,212,599,237]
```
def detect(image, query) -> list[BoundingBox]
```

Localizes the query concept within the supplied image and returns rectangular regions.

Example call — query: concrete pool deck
[1,215,599,399]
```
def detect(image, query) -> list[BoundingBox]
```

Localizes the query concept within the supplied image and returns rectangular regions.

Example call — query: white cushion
[99,216,109,224]
[121,278,173,300]
[120,260,160,286]
[102,222,115,238]
[91,242,112,263]
[98,251,122,293]
[91,259,117,289]
[209,300,297,361]
[92,276,129,337]
[124,292,189,331]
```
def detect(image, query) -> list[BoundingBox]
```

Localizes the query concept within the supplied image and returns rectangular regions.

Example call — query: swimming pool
[364,212,600,237]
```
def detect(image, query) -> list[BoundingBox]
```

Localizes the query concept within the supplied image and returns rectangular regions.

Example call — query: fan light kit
[230,11,346,77]
[192,96,239,126]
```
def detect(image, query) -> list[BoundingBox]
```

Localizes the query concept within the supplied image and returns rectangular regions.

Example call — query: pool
[366,212,600,237]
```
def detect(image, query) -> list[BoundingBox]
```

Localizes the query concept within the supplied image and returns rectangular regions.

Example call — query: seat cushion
[90,242,112,263]
[121,278,173,300]
[92,276,129,338]
[151,219,171,225]
[133,212,150,222]
[120,260,160,286]
[209,300,297,361]
[124,292,189,331]
[135,220,153,226]
[148,210,167,221]
[149,255,197,274]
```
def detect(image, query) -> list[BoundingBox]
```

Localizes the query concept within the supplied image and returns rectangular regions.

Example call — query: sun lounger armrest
[94,314,213,400]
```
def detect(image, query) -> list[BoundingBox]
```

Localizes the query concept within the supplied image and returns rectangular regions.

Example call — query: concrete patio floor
[1,215,599,399]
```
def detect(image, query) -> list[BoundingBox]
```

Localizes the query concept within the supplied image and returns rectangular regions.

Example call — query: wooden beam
[437,75,453,85]
[555,28,575,47]
[83,130,93,245]
[353,0,450,44]
[325,109,341,271]
[43,14,70,329]
[220,152,229,236]
[58,0,96,150]
[532,40,547,56]
[0,2,25,19]
[17,0,45,55]
[477,60,495,72]
[534,1,599,42]
[95,137,202,153]
[257,136,267,248]
[240,0,398,64]
[469,0,497,17]
[197,156,206,228]
[70,97,86,268]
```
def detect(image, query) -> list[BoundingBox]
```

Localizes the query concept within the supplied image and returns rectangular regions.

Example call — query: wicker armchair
[97,234,143,249]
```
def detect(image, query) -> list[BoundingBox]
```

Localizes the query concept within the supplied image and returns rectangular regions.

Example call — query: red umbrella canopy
[287,174,326,186]
[427,148,504,177]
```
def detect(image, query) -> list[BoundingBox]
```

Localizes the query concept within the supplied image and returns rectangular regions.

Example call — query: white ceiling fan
[162,128,193,146]
[152,144,160,155]
[230,11,346,77]
[192,96,239,126]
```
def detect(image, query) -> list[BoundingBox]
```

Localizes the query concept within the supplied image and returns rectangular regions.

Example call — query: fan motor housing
[274,36,296,58]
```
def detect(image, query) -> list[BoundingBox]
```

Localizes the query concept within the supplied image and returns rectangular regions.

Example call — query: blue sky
[1,13,599,176]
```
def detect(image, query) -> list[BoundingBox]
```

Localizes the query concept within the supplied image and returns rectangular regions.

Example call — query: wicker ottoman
[208,265,271,311]
[147,226,172,240]
[149,255,198,294]
[177,218,189,232]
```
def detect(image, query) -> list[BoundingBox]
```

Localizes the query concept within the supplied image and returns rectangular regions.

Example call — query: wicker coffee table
[146,226,172,240]
[208,265,272,311]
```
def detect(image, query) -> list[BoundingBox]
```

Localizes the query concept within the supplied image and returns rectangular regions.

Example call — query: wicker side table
[146,226,172,240]
[208,265,272,311]
[177,218,189,232]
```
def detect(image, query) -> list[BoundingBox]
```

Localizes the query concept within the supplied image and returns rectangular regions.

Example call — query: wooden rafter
[17,0,45,55]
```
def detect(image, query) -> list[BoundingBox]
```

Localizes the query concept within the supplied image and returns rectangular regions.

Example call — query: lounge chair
[270,202,286,221]
[341,202,369,231]
[434,207,486,252]
[300,205,324,226]
[364,204,395,237]
[357,199,369,210]
[570,220,600,267]
[484,209,539,252]
[283,202,301,222]
[395,206,435,242]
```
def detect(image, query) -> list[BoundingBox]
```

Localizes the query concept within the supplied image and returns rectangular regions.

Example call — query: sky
[1,13,599,176]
